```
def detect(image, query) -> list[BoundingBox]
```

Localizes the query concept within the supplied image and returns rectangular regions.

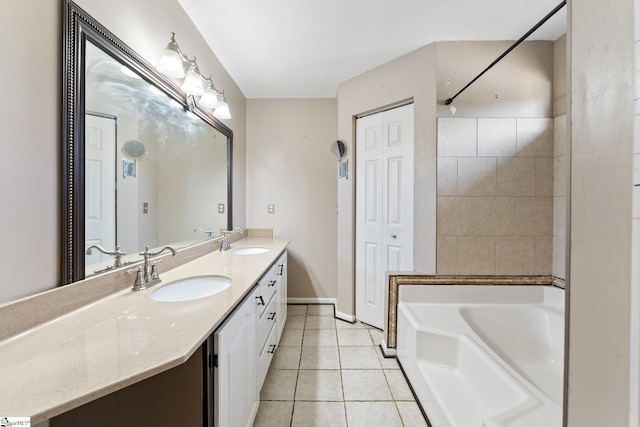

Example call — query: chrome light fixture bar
[158,32,231,118]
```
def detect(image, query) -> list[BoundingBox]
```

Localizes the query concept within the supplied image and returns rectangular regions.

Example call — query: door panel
[356,104,414,329]
[85,114,116,267]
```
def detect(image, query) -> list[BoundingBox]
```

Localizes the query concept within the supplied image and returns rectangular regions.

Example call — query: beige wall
[0,0,246,304]
[567,0,635,425]
[437,41,554,119]
[336,44,438,317]
[246,99,337,299]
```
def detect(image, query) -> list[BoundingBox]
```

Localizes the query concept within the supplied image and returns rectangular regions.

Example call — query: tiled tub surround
[437,117,556,275]
[396,285,564,427]
[0,235,289,424]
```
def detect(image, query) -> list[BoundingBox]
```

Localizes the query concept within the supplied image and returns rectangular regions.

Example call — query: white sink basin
[232,246,270,255]
[151,275,232,302]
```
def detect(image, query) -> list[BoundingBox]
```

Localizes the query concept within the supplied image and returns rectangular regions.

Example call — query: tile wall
[436,117,555,275]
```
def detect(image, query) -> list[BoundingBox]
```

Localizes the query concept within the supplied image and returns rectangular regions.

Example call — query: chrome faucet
[127,245,177,291]
[85,245,126,267]
[220,228,244,251]
[194,227,215,240]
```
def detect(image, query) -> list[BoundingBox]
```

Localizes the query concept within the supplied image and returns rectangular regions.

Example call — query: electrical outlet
[268,204,275,214]
[218,203,225,213]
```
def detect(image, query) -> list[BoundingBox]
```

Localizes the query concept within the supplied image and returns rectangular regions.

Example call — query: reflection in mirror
[83,42,229,276]
[63,0,233,284]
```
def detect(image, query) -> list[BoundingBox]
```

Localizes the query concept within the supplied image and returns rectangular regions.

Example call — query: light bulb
[181,59,205,96]
[158,33,185,79]
[199,80,221,110]
[213,99,231,120]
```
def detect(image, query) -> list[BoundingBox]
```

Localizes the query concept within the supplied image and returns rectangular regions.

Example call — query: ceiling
[177,0,567,99]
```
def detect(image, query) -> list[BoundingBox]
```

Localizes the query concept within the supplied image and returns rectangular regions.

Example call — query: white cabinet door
[276,252,288,340]
[214,287,260,427]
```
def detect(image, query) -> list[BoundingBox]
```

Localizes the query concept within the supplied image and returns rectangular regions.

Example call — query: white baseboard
[287,297,337,305]
[335,311,356,323]
[380,339,397,357]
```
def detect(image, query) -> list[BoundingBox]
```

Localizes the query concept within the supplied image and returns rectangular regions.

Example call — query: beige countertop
[0,236,289,424]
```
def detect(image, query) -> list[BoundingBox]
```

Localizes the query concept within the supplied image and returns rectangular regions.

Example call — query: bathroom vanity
[208,251,287,426]
[0,236,288,426]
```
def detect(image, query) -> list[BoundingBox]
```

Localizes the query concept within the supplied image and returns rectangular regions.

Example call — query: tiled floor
[253,304,429,427]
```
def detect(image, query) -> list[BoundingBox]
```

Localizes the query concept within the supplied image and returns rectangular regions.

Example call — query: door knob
[391,234,397,239]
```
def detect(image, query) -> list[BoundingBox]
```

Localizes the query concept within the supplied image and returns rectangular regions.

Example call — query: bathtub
[396,285,564,427]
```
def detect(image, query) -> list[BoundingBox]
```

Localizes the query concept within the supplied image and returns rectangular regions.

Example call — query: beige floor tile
[376,346,400,369]
[287,304,308,315]
[339,346,381,369]
[295,370,343,401]
[342,370,393,401]
[306,304,335,316]
[368,328,383,346]
[304,316,336,330]
[337,329,374,346]
[284,315,306,330]
[300,346,341,369]
[384,370,415,401]
[291,401,347,427]
[335,319,366,329]
[261,369,298,401]
[344,402,403,427]
[303,329,338,346]
[271,346,301,370]
[253,401,294,427]
[396,401,429,427]
[279,329,304,347]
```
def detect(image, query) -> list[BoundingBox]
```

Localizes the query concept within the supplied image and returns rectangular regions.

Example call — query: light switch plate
[268,204,275,214]
[143,202,148,214]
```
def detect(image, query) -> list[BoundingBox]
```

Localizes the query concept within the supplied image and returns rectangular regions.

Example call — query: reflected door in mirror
[85,114,116,267]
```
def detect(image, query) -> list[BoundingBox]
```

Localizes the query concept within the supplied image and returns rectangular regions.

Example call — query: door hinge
[210,353,218,368]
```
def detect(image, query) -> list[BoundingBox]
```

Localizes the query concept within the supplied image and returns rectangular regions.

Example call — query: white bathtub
[396,285,564,427]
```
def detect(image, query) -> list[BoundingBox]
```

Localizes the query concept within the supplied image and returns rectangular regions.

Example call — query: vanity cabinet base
[51,347,203,427]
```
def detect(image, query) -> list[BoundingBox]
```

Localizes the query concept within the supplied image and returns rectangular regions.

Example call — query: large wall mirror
[62,0,232,284]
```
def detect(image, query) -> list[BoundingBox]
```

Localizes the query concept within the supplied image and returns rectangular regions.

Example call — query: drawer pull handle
[277,265,284,275]
[268,280,276,287]
[268,345,276,354]
[268,312,276,320]
[256,295,265,306]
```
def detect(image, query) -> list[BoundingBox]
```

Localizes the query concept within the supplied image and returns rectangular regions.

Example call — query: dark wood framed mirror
[62,0,233,284]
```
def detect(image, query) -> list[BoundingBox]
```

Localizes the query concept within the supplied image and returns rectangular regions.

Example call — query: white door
[85,114,117,266]
[356,104,414,329]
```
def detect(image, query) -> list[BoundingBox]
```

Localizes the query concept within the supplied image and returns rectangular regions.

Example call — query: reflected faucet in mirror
[85,245,132,274]
[194,227,215,241]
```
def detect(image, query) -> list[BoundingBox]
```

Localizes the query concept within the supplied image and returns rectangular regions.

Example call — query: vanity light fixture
[213,92,231,120]
[158,32,186,78]
[181,58,205,96]
[157,32,231,118]
[199,76,222,110]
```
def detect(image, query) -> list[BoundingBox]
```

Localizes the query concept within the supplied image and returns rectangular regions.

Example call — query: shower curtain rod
[444,0,567,105]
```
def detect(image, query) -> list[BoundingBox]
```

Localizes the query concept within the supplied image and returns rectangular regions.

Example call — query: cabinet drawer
[259,274,277,309]
[258,324,277,390]
[258,293,277,350]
